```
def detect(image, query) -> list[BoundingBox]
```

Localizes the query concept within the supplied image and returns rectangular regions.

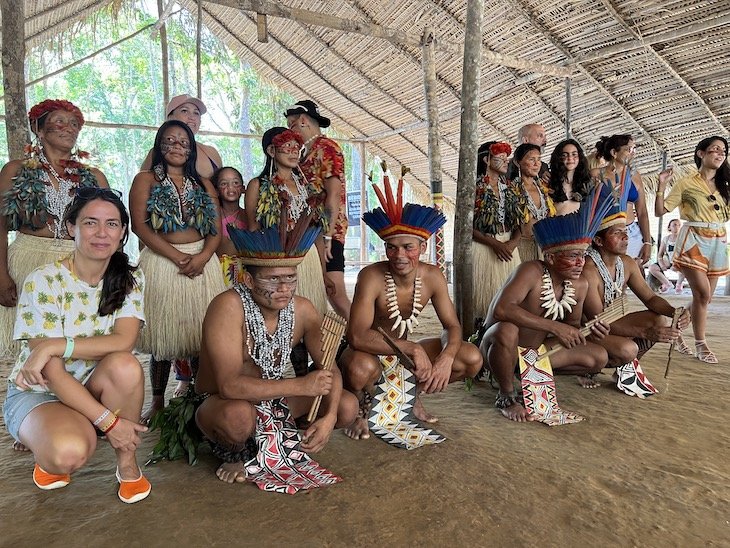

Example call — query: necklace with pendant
[385,270,422,337]
[540,268,577,320]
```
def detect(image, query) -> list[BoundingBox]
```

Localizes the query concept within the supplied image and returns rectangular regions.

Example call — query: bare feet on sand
[577,374,601,389]
[140,396,164,425]
[216,462,246,483]
[12,440,29,451]
[413,397,439,424]
[500,402,536,422]
[344,417,370,440]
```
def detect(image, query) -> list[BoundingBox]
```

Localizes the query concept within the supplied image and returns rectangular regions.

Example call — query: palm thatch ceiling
[9,0,730,202]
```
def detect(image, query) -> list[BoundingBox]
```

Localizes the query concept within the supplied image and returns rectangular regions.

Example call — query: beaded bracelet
[93,408,111,427]
[101,415,120,434]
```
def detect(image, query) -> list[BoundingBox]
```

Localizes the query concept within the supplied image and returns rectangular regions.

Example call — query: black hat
[284,100,331,128]
[261,126,287,153]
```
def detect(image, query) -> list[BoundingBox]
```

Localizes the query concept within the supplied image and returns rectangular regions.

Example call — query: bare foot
[413,396,439,424]
[216,462,246,483]
[12,440,29,452]
[660,282,672,293]
[173,380,189,398]
[344,417,370,440]
[500,402,536,422]
[577,374,601,389]
[140,396,164,425]
[675,284,683,294]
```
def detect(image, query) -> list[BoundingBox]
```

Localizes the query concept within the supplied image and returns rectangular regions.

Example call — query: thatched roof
[7,0,730,202]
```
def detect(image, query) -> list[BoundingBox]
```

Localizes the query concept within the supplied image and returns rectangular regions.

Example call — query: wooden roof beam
[597,0,729,136]
[573,13,730,65]
[510,0,668,153]
[204,0,572,77]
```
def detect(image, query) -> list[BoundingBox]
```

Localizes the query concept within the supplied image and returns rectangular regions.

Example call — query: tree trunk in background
[453,0,484,338]
[2,0,28,158]
[238,81,252,180]
[158,0,170,111]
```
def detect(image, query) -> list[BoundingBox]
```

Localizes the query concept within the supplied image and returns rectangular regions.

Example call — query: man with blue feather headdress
[338,164,482,445]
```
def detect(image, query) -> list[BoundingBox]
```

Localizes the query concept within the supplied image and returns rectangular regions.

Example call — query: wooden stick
[376,326,417,371]
[538,295,629,359]
[664,307,684,378]
[307,312,346,423]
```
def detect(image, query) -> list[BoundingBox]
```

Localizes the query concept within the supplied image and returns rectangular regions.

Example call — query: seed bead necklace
[540,267,577,320]
[586,248,624,305]
[38,148,75,239]
[385,270,423,337]
[236,284,295,380]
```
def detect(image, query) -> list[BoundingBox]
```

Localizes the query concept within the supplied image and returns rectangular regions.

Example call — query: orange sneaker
[33,463,70,490]
[115,467,151,504]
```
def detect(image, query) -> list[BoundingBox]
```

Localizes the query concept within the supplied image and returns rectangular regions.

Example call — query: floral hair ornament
[363,161,446,242]
[489,142,512,157]
[28,99,85,133]
[229,213,321,267]
[533,182,614,254]
[271,129,304,148]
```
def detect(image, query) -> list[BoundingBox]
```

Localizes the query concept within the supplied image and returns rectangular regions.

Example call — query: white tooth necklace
[540,267,577,320]
[385,270,422,337]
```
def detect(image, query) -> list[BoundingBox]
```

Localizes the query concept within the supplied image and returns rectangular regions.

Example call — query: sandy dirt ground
[1,291,729,547]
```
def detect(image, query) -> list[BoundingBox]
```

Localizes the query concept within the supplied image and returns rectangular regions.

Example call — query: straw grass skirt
[296,246,328,316]
[0,233,75,357]
[137,240,226,359]
[518,237,542,263]
[473,234,521,319]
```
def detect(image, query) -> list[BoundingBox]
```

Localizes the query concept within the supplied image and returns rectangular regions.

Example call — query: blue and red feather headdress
[363,162,446,241]
[533,182,614,253]
[599,165,633,231]
[229,214,321,267]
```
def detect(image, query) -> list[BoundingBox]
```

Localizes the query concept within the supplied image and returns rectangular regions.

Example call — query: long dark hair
[695,136,730,204]
[257,126,288,180]
[512,143,541,180]
[548,139,592,202]
[63,190,137,316]
[476,141,496,178]
[595,134,632,161]
[151,120,202,187]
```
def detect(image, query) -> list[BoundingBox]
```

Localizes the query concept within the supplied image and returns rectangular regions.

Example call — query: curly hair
[548,139,592,203]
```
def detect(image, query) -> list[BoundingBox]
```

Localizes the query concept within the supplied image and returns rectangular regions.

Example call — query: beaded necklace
[236,284,295,380]
[38,148,75,238]
[586,248,624,305]
[540,267,577,320]
[275,172,309,226]
[524,177,548,221]
[385,270,423,337]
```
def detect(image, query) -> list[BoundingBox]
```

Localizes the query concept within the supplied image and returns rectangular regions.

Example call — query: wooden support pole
[196,0,203,99]
[422,28,446,275]
[565,77,572,139]
[359,141,367,264]
[257,13,268,42]
[158,0,171,109]
[1,0,28,159]
[453,0,485,337]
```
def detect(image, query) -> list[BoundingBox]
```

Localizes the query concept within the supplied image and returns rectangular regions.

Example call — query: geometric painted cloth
[615,358,658,399]
[368,355,446,449]
[244,398,342,495]
[518,345,584,426]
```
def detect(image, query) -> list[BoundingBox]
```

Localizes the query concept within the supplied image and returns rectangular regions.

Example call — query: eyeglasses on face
[705,146,728,156]
[75,187,123,201]
[162,136,191,150]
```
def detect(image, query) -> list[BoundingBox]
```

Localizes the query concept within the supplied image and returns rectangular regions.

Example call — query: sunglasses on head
[74,187,123,201]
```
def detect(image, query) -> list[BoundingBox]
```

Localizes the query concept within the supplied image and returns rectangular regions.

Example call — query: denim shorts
[3,383,59,441]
